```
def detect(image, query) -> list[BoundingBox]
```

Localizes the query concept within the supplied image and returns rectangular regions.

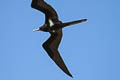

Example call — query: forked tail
[62,19,87,28]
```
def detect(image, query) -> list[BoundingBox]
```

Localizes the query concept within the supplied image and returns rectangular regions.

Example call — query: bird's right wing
[42,29,73,77]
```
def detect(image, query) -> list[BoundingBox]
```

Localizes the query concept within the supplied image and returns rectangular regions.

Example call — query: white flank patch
[49,19,54,27]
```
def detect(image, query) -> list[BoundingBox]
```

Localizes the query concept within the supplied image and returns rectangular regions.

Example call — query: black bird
[31,0,87,78]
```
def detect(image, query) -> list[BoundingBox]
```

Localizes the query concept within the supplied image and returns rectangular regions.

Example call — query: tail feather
[62,19,87,27]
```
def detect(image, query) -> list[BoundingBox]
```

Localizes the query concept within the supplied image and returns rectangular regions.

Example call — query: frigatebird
[31,0,87,78]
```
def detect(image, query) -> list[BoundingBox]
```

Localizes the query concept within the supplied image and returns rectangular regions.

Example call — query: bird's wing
[31,0,59,23]
[42,29,73,77]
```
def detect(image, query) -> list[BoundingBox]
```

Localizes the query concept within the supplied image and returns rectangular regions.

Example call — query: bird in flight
[31,0,87,78]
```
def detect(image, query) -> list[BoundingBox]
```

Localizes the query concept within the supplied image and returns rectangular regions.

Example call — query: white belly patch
[49,19,54,27]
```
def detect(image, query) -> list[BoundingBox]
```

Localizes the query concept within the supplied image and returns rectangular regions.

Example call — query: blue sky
[0,0,120,80]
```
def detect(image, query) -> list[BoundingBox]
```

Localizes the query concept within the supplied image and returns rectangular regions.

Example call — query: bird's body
[31,0,87,78]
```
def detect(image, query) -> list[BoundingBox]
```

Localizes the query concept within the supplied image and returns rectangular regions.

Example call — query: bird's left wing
[31,0,59,23]
[42,29,73,77]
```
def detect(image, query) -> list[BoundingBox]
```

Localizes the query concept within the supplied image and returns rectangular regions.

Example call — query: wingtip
[69,74,73,78]
[64,70,73,78]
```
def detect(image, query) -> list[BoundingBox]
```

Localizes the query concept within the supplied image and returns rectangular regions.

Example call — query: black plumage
[31,0,87,78]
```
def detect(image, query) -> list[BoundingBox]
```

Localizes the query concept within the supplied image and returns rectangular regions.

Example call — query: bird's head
[32,24,48,32]
[32,27,41,32]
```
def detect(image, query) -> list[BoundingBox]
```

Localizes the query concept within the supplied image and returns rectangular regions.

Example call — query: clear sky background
[0,0,120,80]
